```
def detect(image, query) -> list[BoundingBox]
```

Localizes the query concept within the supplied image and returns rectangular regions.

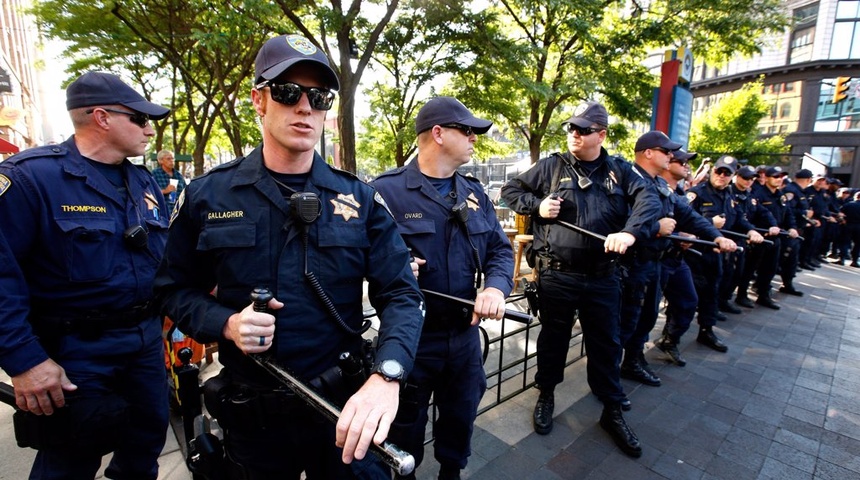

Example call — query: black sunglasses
[650,147,673,155]
[669,159,689,166]
[440,124,475,136]
[714,169,733,177]
[255,80,335,111]
[565,123,604,136]
[86,108,150,128]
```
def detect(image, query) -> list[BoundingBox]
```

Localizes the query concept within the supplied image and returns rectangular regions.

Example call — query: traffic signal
[833,76,851,104]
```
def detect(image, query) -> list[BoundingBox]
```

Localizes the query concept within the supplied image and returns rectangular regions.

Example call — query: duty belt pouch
[13,393,130,455]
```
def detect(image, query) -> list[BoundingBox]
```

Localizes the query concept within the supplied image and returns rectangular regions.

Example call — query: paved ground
[2,261,859,479]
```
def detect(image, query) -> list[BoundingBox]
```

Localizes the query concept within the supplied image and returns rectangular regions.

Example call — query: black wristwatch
[373,359,405,383]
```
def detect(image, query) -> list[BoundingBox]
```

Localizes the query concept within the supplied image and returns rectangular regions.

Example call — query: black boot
[620,352,661,386]
[755,294,781,310]
[656,334,686,366]
[438,464,461,480]
[696,327,728,352]
[533,389,554,435]
[735,293,755,308]
[599,404,642,458]
[779,284,803,296]
[718,300,742,314]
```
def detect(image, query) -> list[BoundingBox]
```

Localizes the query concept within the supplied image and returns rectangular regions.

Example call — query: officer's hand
[223,297,284,354]
[164,184,177,194]
[539,195,562,219]
[605,232,635,254]
[657,217,677,238]
[472,287,506,324]
[712,215,726,229]
[813,219,821,227]
[675,232,696,250]
[410,256,426,279]
[336,373,399,464]
[12,359,77,415]
[747,230,764,244]
[767,226,781,236]
[788,228,799,239]
[714,237,738,253]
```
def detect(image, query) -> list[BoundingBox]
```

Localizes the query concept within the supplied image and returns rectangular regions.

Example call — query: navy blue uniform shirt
[155,146,424,384]
[501,150,661,263]
[687,180,756,234]
[372,160,514,303]
[0,137,169,376]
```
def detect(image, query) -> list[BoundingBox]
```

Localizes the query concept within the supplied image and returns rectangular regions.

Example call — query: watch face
[380,360,403,380]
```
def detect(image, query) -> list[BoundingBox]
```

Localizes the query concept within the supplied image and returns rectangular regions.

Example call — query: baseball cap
[414,97,492,135]
[737,165,757,180]
[794,169,813,179]
[255,34,339,90]
[634,131,682,152]
[562,101,609,129]
[713,155,738,174]
[673,149,698,162]
[66,72,170,120]
[829,178,844,186]
[765,166,787,177]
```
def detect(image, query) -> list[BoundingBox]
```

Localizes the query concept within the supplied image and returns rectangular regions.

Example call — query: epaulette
[328,163,360,181]
[460,173,482,185]
[3,144,68,165]
[195,156,243,180]
[131,163,152,173]
[374,165,408,179]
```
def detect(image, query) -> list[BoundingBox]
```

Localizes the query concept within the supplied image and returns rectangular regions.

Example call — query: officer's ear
[252,88,267,117]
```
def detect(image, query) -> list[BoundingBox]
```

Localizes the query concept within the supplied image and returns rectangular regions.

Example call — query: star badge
[467,192,480,211]
[331,193,361,221]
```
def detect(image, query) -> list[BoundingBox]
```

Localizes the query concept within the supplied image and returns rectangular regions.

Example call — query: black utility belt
[31,301,156,336]
[540,256,616,277]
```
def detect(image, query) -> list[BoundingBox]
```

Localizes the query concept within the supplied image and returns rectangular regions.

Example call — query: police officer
[786,169,816,270]
[372,97,513,480]
[801,176,833,269]
[501,101,661,458]
[840,193,860,267]
[749,166,802,306]
[685,156,765,352]
[155,35,424,478]
[729,166,779,309]
[0,71,171,479]
[653,150,731,366]
[620,133,736,385]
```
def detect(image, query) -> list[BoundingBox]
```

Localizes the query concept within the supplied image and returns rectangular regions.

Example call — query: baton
[665,234,719,249]
[556,219,607,242]
[0,382,16,409]
[250,289,415,476]
[421,289,533,324]
[719,229,768,247]
[753,227,804,242]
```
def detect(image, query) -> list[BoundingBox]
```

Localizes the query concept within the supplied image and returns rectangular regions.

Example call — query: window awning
[0,137,19,154]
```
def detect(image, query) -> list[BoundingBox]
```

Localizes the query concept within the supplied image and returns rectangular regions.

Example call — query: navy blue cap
[794,169,813,179]
[713,155,739,174]
[415,97,492,135]
[765,166,787,177]
[673,149,698,162]
[255,34,339,90]
[562,101,609,128]
[634,131,683,152]
[736,166,757,180]
[66,72,170,120]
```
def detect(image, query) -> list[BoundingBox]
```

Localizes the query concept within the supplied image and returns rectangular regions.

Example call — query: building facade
[690,0,860,186]
[0,0,46,157]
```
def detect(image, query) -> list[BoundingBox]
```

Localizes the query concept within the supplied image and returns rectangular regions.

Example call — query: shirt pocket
[316,222,371,293]
[196,221,256,251]
[55,218,116,283]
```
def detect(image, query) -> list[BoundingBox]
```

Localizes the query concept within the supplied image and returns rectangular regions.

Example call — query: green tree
[451,0,789,164]
[689,80,789,164]
[32,0,276,175]
[356,1,479,172]
[272,0,402,174]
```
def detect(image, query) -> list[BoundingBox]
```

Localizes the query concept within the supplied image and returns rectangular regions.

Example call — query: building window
[815,78,859,131]
[831,0,860,59]
[780,102,792,118]
[790,3,818,64]
[810,146,856,168]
